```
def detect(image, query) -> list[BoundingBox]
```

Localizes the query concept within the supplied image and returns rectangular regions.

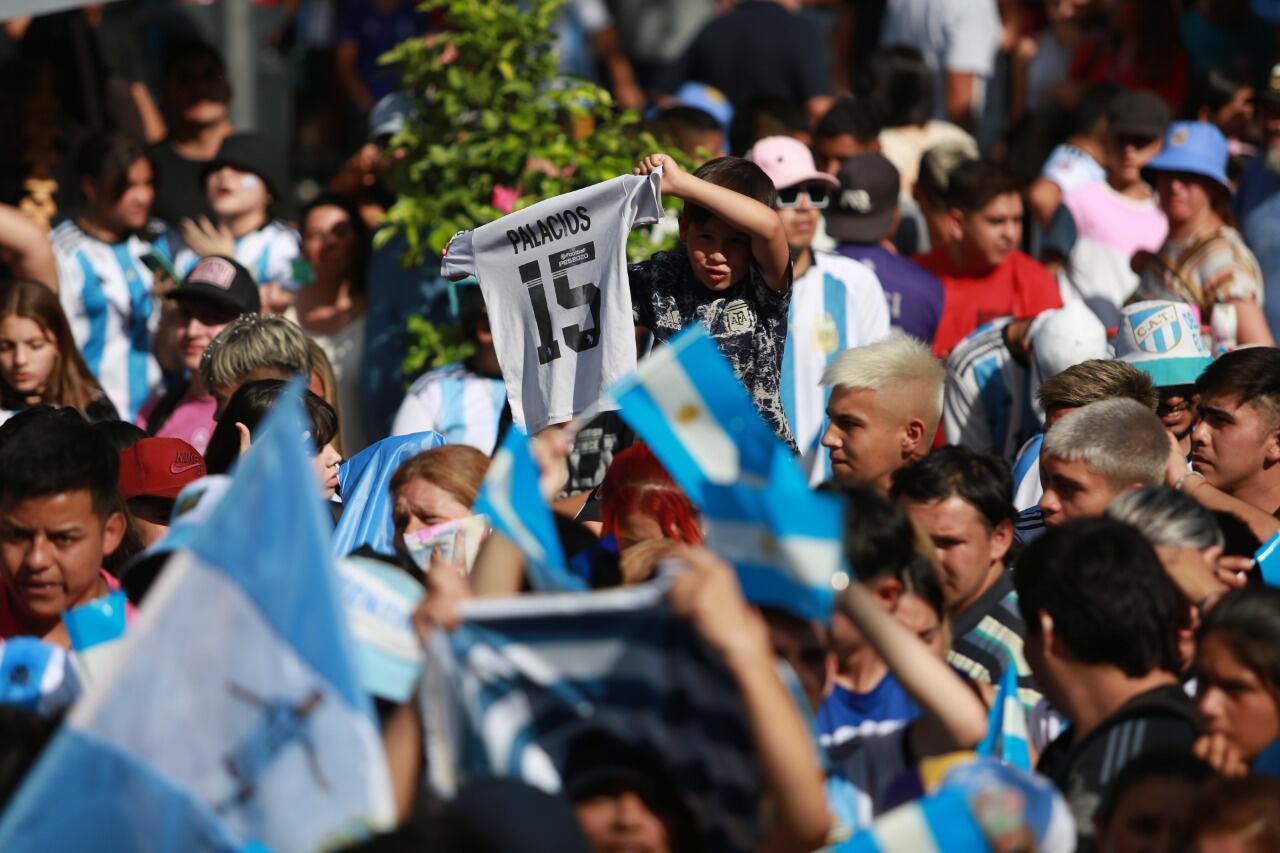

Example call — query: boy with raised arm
[629,153,794,447]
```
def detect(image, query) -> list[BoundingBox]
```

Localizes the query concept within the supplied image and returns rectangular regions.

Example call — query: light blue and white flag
[975,658,1033,771]
[610,324,839,621]
[1257,530,1280,587]
[842,787,990,852]
[608,324,808,505]
[421,582,762,851]
[64,589,129,686]
[842,759,1075,852]
[338,556,425,703]
[332,430,446,557]
[0,384,395,853]
[700,463,845,624]
[473,428,585,592]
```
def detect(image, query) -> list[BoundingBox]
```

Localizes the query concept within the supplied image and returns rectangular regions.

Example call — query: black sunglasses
[777,185,831,209]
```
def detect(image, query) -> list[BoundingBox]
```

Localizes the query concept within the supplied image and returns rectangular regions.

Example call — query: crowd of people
[4,0,1280,851]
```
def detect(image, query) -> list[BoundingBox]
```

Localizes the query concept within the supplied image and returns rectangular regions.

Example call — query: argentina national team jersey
[51,221,165,421]
[942,318,1040,462]
[390,361,507,454]
[174,219,303,290]
[782,250,891,484]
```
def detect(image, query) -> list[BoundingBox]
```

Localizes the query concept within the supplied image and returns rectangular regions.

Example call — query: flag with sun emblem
[606,325,807,505]
[608,325,843,622]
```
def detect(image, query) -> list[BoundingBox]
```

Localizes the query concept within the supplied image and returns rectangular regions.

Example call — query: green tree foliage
[378,0,688,269]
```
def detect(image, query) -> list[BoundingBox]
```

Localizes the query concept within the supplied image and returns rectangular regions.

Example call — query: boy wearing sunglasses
[746,136,891,481]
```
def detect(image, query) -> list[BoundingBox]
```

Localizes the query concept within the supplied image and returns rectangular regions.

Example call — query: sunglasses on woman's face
[776,185,831,209]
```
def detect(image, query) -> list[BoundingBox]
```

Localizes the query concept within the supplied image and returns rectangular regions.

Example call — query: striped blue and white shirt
[391,361,507,453]
[51,220,165,420]
[782,250,891,483]
[174,219,303,291]
[1012,432,1044,512]
[942,318,1041,463]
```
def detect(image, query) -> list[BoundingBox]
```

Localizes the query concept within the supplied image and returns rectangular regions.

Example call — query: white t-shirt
[942,318,1038,462]
[879,0,1002,125]
[392,361,507,454]
[51,220,164,421]
[1039,143,1105,195]
[782,251,891,481]
[441,172,663,432]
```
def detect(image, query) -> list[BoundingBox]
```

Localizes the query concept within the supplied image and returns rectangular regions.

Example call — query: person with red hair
[599,443,701,551]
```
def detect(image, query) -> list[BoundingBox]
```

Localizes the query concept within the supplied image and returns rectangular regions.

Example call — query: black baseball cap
[167,255,261,315]
[827,153,900,244]
[201,132,285,203]
[1107,89,1170,140]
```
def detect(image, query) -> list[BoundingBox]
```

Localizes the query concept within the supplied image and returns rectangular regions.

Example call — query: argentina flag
[0,386,395,852]
[700,469,845,624]
[611,325,842,622]
[608,324,808,505]
[975,659,1033,771]
[474,428,585,591]
[422,582,762,851]
[332,430,447,557]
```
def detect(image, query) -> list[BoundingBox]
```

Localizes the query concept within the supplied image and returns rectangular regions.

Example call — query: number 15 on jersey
[519,241,601,365]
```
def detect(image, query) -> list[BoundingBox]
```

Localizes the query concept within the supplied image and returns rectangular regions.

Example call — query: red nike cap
[118,438,207,501]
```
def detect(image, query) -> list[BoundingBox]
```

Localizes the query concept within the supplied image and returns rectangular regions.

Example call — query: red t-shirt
[916,249,1063,357]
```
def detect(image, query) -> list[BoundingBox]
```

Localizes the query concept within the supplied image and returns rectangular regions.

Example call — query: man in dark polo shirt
[1017,518,1200,852]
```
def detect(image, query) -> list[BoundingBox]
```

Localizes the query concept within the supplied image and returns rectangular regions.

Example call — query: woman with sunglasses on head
[745,136,891,482]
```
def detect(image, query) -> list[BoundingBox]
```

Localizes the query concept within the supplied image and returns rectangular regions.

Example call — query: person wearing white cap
[746,136,891,482]
[1136,121,1274,349]
[1114,300,1213,457]
[942,301,1108,464]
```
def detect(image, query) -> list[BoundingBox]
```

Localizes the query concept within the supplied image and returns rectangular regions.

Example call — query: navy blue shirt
[836,244,944,346]
[816,674,921,747]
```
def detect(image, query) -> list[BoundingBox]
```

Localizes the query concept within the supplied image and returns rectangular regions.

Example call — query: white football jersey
[781,251,891,482]
[441,172,663,432]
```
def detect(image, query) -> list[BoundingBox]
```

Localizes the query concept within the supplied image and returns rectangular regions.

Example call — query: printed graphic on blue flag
[421,582,763,852]
[699,462,845,624]
[0,382,395,853]
[0,637,81,716]
[975,658,1033,771]
[474,428,584,591]
[332,430,446,557]
[841,786,990,852]
[608,324,807,505]
[1256,530,1280,588]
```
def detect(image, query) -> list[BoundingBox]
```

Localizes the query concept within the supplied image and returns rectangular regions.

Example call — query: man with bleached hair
[1038,397,1169,528]
[820,334,944,492]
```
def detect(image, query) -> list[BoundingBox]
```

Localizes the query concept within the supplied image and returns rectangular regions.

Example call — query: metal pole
[223,0,256,131]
